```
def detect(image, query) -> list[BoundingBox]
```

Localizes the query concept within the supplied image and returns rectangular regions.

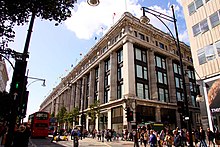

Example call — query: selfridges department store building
[40,12,200,133]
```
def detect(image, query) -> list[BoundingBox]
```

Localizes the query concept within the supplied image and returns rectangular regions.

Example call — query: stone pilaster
[99,62,105,104]
[89,69,95,105]
[148,50,158,100]
[123,41,136,96]
[107,109,112,129]
[110,52,117,101]
[155,106,161,122]
[76,81,81,110]
[167,58,176,103]
[80,77,86,111]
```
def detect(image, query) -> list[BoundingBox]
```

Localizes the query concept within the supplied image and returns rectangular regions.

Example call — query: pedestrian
[149,130,157,147]
[173,130,181,147]
[97,129,101,141]
[133,129,139,147]
[143,130,149,147]
[13,125,28,147]
[23,123,31,146]
[101,129,105,142]
[199,126,207,147]
[72,128,79,147]
[207,128,215,146]
[51,128,57,142]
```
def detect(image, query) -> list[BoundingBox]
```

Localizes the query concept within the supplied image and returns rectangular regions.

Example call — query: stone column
[167,58,176,103]
[155,106,161,122]
[110,52,117,101]
[82,76,87,110]
[107,109,112,129]
[123,40,136,96]
[75,80,81,109]
[89,69,95,105]
[69,85,74,111]
[148,50,158,100]
[99,62,105,104]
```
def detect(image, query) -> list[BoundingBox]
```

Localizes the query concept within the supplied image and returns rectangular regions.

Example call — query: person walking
[207,128,215,146]
[51,128,57,142]
[149,130,157,147]
[199,126,207,147]
[143,130,149,147]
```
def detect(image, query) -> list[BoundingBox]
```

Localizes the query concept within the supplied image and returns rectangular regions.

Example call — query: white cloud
[65,0,141,40]
[178,30,189,45]
[65,0,188,44]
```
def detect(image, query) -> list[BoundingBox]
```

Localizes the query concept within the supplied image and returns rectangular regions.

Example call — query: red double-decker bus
[28,111,50,138]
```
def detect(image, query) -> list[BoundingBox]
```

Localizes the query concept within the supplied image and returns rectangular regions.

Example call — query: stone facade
[40,12,200,133]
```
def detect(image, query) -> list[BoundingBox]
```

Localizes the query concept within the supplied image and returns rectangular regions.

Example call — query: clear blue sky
[6,0,188,121]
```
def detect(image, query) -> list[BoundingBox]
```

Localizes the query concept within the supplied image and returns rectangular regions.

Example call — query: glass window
[188,2,195,15]
[156,56,162,68]
[117,49,123,63]
[117,67,122,80]
[159,88,165,102]
[159,42,165,49]
[200,19,209,33]
[176,92,182,101]
[143,67,147,80]
[210,12,220,28]
[143,51,147,63]
[197,48,206,64]
[135,48,142,61]
[137,83,144,99]
[164,74,167,85]
[215,40,220,57]
[195,0,203,9]
[136,65,143,78]
[175,77,180,88]
[173,63,178,74]
[192,23,200,36]
[158,72,163,83]
[145,84,149,99]
[205,45,215,61]
[139,33,145,40]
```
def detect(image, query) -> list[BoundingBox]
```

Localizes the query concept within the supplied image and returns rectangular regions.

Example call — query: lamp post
[140,5,193,147]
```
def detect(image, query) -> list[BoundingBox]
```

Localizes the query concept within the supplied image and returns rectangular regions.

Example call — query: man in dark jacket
[199,127,207,147]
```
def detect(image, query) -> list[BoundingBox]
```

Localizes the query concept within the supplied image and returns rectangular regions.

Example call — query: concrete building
[181,0,220,130]
[0,57,9,92]
[40,12,200,133]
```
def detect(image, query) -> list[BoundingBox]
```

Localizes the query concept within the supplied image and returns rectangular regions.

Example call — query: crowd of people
[82,125,220,147]
[0,122,31,147]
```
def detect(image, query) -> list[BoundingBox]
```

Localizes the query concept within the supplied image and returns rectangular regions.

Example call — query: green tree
[86,100,100,131]
[50,112,55,118]
[68,107,79,126]
[56,106,67,125]
[0,0,77,47]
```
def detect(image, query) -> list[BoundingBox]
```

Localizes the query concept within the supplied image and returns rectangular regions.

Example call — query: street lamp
[140,5,193,147]
[27,76,46,87]
[87,0,100,6]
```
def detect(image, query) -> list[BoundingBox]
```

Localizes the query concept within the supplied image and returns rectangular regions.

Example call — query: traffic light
[126,107,133,122]
[10,59,27,95]
[177,101,185,115]
[18,76,28,118]
[128,111,134,122]
[19,91,29,118]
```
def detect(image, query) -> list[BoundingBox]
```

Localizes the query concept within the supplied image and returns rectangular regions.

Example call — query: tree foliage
[56,106,67,124]
[87,100,100,130]
[67,107,79,125]
[0,0,77,48]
